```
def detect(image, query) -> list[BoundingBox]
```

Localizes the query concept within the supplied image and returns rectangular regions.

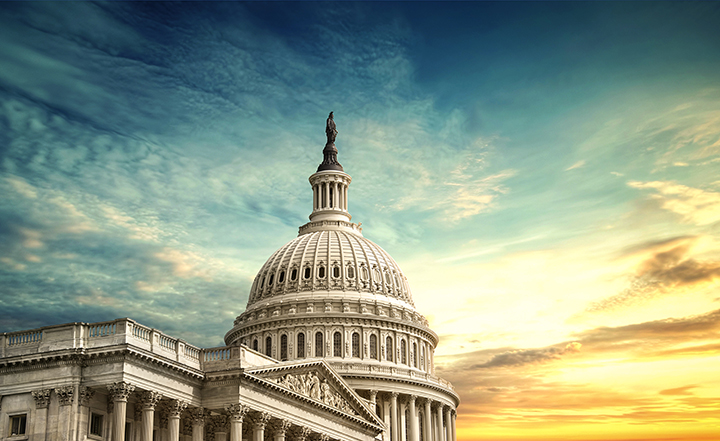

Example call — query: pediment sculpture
[275,372,357,415]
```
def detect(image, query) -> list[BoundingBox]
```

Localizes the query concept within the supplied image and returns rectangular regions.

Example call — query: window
[401,340,407,364]
[333,332,342,357]
[265,336,272,357]
[304,267,311,279]
[352,332,360,357]
[421,346,425,370]
[9,414,27,436]
[347,265,355,278]
[332,266,340,278]
[260,276,265,288]
[373,268,382,283]
[278,271,285,283]
[370,334,377,359]
[297,332,305,358]
[413,342,418,367]
[253,339,258,352]
[386,336,393,362]
[315,331,324,357]
[361,266,369,280]
[268,274,274,286]
[90,413,104,438]
[280,334,288,360]
[318,266,325,279]
[291,268,298,281]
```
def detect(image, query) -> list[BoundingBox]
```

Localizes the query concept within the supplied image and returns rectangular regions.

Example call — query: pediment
[244,360,381,426]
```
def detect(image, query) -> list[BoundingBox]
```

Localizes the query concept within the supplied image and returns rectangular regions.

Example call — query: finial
[318,112,343,172]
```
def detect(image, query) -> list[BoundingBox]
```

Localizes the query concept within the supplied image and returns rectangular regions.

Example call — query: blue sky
[2,3,720,439]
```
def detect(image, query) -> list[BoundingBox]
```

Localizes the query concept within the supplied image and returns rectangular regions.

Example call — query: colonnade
[105,382,336,441]
[367,391,456,441]
[312,179,348,212]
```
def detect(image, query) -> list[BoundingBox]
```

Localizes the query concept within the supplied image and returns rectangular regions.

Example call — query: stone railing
[0,319,271,372]
[331,362,456,393]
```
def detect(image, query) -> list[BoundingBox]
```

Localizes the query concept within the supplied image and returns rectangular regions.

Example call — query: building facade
[0,116,459,441]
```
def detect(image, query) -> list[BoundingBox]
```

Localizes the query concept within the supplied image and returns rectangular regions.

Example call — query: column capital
[271,419,292,436]
[208,415,228,436]
[225,403,249,422]
[55,385,74,406]
[311,434,330,441]
[250,411,271,429]
[138,390,163,410]
[368,390,378,399]
[390,391,399,400]
[168,400,188,418]
[31,389,51,409]
[290,426,312,441]
[78,386,94,407]
[407,395,417,405]
[190,407,208,426]
[108,381,135,402]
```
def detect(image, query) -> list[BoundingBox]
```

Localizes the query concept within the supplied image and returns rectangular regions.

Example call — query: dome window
[384,270,392,285]
[265,336,272,357]
[303,267,311,279]
[315,331,324,357]
[332,266,340,278]
[280,334,288,361]
[297,332,305,358]
[401,339,407,365]
[413,342,418,367]
[278,271,285,283]
[268,274,274,286]
[253,339,258,352]
[260,276,265,288]
[346,265,355,279]
[318,266,326,279]
[333,332,342,357]
[370,334,378,359]
[291,268,298,281]
[352,332,360,358]
[386,336,393,362]
[361,266,369,280]
[373,267,381,283]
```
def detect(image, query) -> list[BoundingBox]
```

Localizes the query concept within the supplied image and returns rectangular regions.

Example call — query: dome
[247,229,415,309]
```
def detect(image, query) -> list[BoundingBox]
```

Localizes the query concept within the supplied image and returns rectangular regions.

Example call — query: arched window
[297,332,305,358]
[278,271,285,283]
[268,273,274,286]
[413,342,418,367]
[332,266,340,278]
[318,266,326,279]
[315,331,324,357]
[421,346,425,370]
[347,265,355,279]
[352,332,360,357]
[253,339,258,352]
[361,266,369,280]
[280,334,288,361]
[304,267,311,279]
[265,336,272,357]
[370,334,377,360]
[333,332,342,357]
[401,339,407,364]
[291,268,298,281]
[386,336,393,362]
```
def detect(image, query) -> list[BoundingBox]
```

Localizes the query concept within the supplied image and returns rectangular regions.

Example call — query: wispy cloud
[564,160,585,171]
[628,181,720,226]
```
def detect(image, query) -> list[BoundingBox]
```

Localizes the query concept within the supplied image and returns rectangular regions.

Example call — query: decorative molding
[275,372,356,415]
[31,389,51,409]
[108,381,135,402]
[138,390,163,410]
[56,385,74,406]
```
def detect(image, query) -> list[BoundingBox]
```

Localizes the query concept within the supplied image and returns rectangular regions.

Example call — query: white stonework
[1,119,458,441]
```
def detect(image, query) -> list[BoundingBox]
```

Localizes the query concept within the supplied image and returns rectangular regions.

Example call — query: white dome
[247,229,414,309]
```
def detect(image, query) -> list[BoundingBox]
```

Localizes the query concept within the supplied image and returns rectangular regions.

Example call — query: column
[313,185,318,211]
[225,404,248,441]
[108,382,136,441]
[135,407,144,441]
[344,185,348,210]
[251,412,270,441]
[408,396,419,441]
[423,400,432,441]
[31,389,51,441]
[390,392,399,441]
[290,427,311,441]
[324,182,330,208]
[444,407,452,441]
[55,386,75,441]
[168,400,188,441]
[381,395,391,441]
[433,404,443,441]
[159,409,170,441]
[399,400,407,441]
[212,416,227,441]
[138,391,163,441]
[334,182,340,210]
[190,408,206,441]
[451,410,457,441]
[271,420,291,441]
[369,390,378,414]
[76,387,95,441]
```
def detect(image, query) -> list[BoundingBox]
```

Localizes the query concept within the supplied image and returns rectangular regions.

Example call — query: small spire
[317,111,344,172]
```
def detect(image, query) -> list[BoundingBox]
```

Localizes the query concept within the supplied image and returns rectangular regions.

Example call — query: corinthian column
[168,400,188,441]
[108,382,136,441]
[190,408,207,441]
[31,389,51,441]
[390,392,399,441]
[250,412,271,441]
[138,391,163,441]
[225,404,248,441]
[271,419,292,441]
[408,396,419,441]
[422,399,432,441]
[444,407,452,441]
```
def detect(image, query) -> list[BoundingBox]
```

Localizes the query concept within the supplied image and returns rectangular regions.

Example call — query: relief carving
[275,372,357,415]
[32,389,51,409]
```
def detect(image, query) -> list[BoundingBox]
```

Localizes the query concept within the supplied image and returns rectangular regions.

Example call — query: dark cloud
[471,342,582,369]
[586,238,720,313]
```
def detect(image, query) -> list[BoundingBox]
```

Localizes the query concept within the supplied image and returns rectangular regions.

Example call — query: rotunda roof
[246,229,414,308]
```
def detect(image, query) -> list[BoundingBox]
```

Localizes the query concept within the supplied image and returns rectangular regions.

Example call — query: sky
[1,2,720,440]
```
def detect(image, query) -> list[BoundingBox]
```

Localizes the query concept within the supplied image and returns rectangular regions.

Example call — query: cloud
[585,237,720,313]
[659,385,697,396]
[472,342,582,369]
[628,180,720,226]
[564,160,585,171]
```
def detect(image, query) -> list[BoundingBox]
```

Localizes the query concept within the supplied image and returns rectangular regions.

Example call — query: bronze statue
[325,111,337,146]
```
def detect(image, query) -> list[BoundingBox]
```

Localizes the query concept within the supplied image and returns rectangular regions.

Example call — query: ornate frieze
[55,385,74,406]
[275,372,356,415]
[31,389,51,409]
[108,381,135,402]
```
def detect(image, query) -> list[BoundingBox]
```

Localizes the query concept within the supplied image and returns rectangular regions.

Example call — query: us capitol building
[0,114,460,441]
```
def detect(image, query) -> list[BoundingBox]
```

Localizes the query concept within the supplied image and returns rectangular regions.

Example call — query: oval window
[333,266,340,278]
[261,277,265,288]
[347,266,355,278]
[318,266,326,278]
[291,268,298,281]
[304,267,311,279]
[279,271,285,283]
[361,267,369,280]
[268,274,274,286]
